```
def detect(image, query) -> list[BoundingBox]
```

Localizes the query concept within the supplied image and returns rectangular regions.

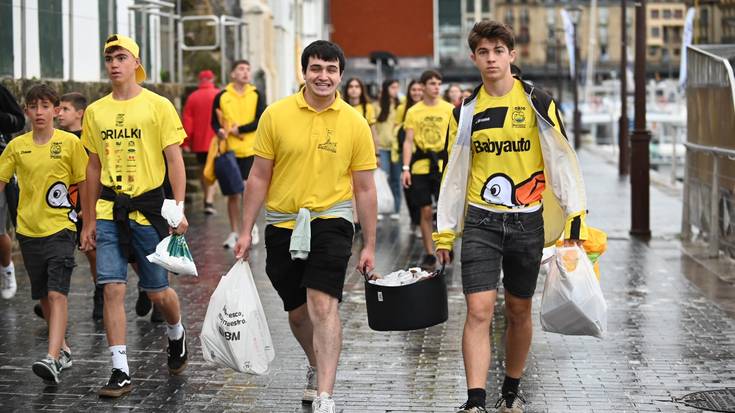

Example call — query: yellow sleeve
[446,114,459,155]
[564,212,589,241]
[351,120,378,171]
[253,109,275,160]
[70,138,89,184]
[0,141,16,182]
[80,110,98,154]
[432,230,456,251]
[159,100,187,148]
[404,109,416,132]
[366,104,376,125]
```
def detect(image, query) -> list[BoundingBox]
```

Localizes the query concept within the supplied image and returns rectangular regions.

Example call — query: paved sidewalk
[0,148,734,412]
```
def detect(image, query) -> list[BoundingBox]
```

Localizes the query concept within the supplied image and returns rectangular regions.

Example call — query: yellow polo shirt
[403,100,454,175]
[254,89,377,228]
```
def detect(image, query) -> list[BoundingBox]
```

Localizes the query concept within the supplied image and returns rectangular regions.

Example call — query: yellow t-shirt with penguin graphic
[254,89,377,229]
[219,83,260,158]
[450,80,545,211]
[0,129,88,237]
[403,100,454,175]
[81,89,186,225]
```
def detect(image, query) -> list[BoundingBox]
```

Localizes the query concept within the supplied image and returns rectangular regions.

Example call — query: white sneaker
[390,213,400,220]
[301,365,317,404]
[1,263,16,299]
[223,232,238,249]
[59,349,72,371]
[377,214,384,221]
[312,392,335,413]
[251,223,260,246]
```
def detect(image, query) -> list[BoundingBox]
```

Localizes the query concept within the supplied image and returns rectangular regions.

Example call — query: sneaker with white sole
[251,223,260,246]
[98,368,132,397]
[167,326,188,375]
[59,349,72,371]
[1,263,17,299]
[32,355,61,384]
[495,392,525,413]
[223,232,238,249]
[389,213,400,220]
[457,403,488,413]
[301,365,317,404]
[312,392,335,413]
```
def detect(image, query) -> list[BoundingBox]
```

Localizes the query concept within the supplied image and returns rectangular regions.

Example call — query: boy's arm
[163,144,188,234]
[0,181,5,192]
[401,128,415,187]
[237,90,266,134]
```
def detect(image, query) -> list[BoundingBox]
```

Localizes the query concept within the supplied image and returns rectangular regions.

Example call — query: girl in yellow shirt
[375,79,401,219]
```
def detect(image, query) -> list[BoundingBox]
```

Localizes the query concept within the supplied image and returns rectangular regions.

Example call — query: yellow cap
[103,34,147,83]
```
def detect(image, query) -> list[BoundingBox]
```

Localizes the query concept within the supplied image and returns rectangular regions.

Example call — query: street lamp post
[567,6,582,149]
[631,0,651,238]
[619,0,629,176]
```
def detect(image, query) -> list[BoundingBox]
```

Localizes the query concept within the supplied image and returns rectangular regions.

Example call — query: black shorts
[236,156,254,181]
[17,229,76,299]
[264,218,354,311]
[195,152,208,165]
[460,205,545,298]
[409,173,441,208]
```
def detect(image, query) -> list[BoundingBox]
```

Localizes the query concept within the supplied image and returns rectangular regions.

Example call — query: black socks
[467,388,486,408]
[502,375,520,396]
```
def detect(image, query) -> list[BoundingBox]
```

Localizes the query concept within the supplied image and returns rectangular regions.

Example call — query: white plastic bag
[540,246,607,338]
[146,234,198,276]
[374,168,395,214]
[200,260,275,374]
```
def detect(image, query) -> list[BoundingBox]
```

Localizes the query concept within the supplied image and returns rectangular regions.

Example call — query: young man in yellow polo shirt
[434,22,588,413]
[211,60,266,249]
[80,34,190,397]
[234,41,377,413]
[401,70,455,270]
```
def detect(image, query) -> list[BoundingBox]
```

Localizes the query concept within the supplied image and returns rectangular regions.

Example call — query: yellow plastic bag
[202,137,226,185]
[556,227,607,280]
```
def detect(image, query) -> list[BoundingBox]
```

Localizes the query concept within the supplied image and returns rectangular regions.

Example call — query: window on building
[482,0,490,13]
[39,0,63,78]
[99,0,118,74]
[505,10,514,26]
[674,9,683,19]
[674,48,680,56]
[648,47,658,57]
[651,9,659,19]
[467,0,474,13]
[663,9,672,19]
[0,0,12,76]
[651,27,660,37]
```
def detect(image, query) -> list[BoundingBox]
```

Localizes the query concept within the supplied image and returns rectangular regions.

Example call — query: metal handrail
[684,142,735,159]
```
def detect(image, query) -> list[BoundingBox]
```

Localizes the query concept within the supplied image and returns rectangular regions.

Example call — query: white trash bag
[374,168,395,215]
[146,234,198,276]
[201,260,275,374]
[540,246,607,339]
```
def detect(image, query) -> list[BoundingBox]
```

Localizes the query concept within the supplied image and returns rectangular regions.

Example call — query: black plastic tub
[363,267,448,331]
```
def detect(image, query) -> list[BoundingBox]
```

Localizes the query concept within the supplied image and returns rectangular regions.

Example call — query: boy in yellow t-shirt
[80,34,189,398]
[211,60,266,249]
[0,84,88,384]
[401,70,455,269]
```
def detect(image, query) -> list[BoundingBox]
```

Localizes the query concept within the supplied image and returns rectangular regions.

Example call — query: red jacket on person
[182,81,220,153]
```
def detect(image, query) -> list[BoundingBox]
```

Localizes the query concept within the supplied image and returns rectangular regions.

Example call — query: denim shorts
[460,205,545,298]
[96,219,169,292]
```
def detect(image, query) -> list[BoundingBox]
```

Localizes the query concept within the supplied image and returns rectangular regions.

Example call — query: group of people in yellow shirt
[0,19,590,413]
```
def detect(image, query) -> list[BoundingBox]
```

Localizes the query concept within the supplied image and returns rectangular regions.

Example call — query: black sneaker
[494,392,526,413]
[93,286,104,321]
[33,303,45,319]
[99,368,132,398]
[456,401,487,412]
[135,289,151,316]
[150,304,165,323]
[167,326,188,375]
[32,355,61,384]
[204,202,217,215]
[420,254,437,272]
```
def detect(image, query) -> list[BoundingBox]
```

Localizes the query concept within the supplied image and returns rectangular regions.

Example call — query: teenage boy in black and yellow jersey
[234,41,377,413]
[400,70,455,270]
[80,34,190,398]
[0,84,88,384]
[433,22,588,413]
[211,60,266,249]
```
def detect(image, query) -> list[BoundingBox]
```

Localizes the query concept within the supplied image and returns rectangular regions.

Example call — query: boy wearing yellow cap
[80,34,189,397]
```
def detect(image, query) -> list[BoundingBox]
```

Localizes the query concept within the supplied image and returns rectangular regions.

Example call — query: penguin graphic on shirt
[481,171,545,208]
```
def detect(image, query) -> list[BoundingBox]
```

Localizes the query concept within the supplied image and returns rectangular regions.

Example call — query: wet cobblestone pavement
[1,148,734,412]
